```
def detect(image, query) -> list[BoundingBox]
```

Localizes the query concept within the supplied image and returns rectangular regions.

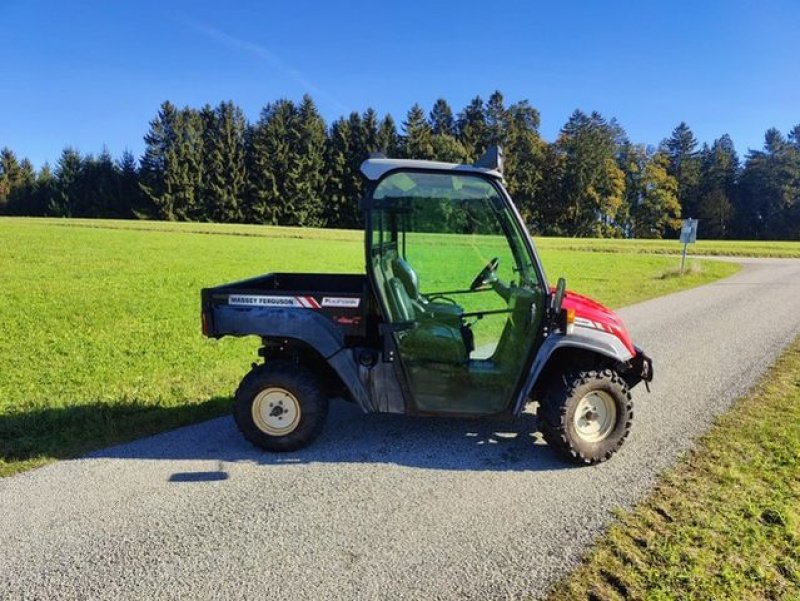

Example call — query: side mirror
[552,277,566,315]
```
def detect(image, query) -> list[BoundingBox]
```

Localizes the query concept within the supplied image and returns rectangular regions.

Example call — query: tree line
[1,91,799,239]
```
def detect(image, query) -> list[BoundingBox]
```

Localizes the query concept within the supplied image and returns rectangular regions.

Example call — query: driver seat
[389,256,474,360]
[391,257,422,305]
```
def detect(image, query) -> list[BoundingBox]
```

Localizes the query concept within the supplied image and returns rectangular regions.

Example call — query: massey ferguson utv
[201,148,652,464]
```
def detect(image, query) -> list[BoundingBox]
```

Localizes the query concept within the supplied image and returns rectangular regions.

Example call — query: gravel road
[2,257,800,600]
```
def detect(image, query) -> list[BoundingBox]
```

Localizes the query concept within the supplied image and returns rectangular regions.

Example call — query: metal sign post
[679,218,699,273]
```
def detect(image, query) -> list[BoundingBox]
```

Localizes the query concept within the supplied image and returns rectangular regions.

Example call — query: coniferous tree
[736,127,800,239]
[402,104,434,159]
[362,108,380,154]
[377,115,400,157]
[0,147,22,213]
[5,157,36,215]
[457,96,488,161]
[503,101,546,227]
[246,96,327,226]
[663,122,701,219]
[77,149,120,217]
[51,147,83,216]
[554,110,626,236]
[290,95,327,226]
[485,90,508,148]
[429,99,456,136]
[203,101,247,222]
[695,135,738,239]
[246,99,295,224]
[140,101,179,219]
[118,150,146,218]
[168,107,205,220]
[324,116,355,228]
[346,112,367,165]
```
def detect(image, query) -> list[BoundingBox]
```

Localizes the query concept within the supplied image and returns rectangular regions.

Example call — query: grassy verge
[0,218,738,477]
[547,338,800,601]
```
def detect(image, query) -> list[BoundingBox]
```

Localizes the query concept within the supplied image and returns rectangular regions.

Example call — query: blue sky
[2,0,799,168]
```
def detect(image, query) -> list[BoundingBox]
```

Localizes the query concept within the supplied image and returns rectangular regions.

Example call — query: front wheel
[537,368,633,465]
[233,360,328,452]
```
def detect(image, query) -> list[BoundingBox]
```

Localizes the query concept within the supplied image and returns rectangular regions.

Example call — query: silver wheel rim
[252,387,301,436]
[573,390,617,443]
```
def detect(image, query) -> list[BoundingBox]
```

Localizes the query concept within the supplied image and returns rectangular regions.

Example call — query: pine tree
[51,147,83,216]
[324,116,355,228]
[5,157,36,215]
[695,135,738,239]
[554,110,626,236]
[77,149,120,217]
[33,163,56,216]
[503,100,546,227]
[323,110,372,228]
[485,90,508,147]
[457,96,488,161]
[168,107,205,220]
[429,99,456,136]
[203,101,247,222]
[246,96,327,227]
[139,101,179,219]
[362,108,380,153]
[736,127,800,239]
[0,147,22,213]
[290,94,327,226]
[663,122,701,219]
[377,115,400,157]
[246,99,295,224]
[118,150,146,218]
[402,104,434,159]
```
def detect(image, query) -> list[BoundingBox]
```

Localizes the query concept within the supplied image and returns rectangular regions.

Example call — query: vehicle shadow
[88,398,570,474]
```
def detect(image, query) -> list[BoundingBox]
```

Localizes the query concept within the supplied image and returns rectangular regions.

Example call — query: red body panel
[557,289,636,356]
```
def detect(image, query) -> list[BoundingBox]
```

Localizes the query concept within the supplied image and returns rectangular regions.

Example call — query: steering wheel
[469,257,500,290]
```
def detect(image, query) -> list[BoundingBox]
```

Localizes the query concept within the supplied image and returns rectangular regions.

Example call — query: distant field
[0,218,739,476]
[25,217,800,257]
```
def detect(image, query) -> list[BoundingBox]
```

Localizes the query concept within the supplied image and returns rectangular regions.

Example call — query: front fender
[512,329,635,414]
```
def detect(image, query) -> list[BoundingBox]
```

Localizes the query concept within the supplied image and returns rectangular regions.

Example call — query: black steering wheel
[469,257,500,290]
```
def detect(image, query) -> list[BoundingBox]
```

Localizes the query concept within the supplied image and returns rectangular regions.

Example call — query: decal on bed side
[228,295,321,309]
[321,297,361,308]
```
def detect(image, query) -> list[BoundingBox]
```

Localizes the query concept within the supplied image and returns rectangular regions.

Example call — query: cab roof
[360,147,504,181]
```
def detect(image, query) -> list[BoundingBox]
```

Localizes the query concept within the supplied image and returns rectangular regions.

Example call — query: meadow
[29,217,800,257]
[0,217,747,476]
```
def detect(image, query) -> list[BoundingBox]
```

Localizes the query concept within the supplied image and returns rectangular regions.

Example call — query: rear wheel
[537,368,632,465]
[233,360,328,452]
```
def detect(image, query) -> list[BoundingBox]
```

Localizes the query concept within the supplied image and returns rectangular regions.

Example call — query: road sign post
[679,218,699,274]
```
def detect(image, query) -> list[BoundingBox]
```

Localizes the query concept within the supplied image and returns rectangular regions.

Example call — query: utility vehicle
[201,148,652,464]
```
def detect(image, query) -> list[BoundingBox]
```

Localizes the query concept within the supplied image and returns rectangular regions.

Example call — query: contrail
[185,21,349,114]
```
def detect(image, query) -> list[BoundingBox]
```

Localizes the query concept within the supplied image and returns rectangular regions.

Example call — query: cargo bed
[202,273,367,338]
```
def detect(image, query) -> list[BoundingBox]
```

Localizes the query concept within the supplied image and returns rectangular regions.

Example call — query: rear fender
[213,306,371,410]
[513,330,634,414]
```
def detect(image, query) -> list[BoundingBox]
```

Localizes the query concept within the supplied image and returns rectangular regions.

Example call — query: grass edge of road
[546,336,800,601]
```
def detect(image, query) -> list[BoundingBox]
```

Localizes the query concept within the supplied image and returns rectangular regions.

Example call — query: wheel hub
[252,388,301,436]
[573,391,617,443]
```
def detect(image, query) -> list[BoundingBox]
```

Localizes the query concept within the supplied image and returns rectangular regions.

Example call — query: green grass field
[548,337,800,601]
[0,217,740,476]
[26,217,800,257]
